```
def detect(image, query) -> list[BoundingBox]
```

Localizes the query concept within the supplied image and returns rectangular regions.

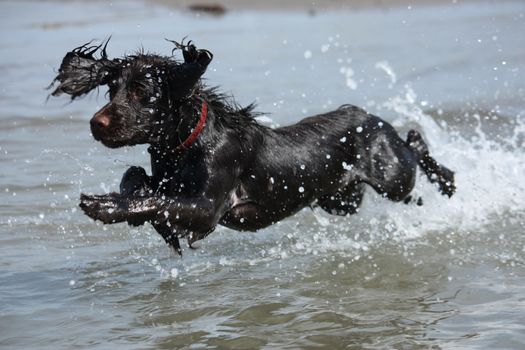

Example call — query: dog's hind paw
[403,195,424,206]
[433,168,456,197]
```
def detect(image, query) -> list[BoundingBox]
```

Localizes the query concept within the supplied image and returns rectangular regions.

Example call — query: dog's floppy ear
[180,41,213,68]
[49,39,116,100]
[166,39,213,100]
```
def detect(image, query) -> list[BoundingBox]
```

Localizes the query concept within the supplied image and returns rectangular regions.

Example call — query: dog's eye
[130,90,141,102]
[129,82,149,102]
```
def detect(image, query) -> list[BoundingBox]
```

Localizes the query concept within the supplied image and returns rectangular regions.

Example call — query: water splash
[42,149,95,173]
[375,60,397,88]
[340,65,358,90]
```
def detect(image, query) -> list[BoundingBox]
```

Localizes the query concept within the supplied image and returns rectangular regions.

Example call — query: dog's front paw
[79,193,128,224]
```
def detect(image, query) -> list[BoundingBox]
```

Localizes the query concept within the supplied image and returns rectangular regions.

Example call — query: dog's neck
[147,88,215,189]
[148,84,262,164]
[149,86,211,155]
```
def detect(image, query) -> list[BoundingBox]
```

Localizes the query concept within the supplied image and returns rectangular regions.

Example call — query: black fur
[50,39,456,255]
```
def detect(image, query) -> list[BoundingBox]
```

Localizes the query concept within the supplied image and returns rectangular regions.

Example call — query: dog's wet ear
[182,43,213,68]
[166,39,214,100]
[166,38,213,68]
[48,38,117,100]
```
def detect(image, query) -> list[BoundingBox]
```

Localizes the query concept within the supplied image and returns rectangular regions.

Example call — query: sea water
[1,1,524,348]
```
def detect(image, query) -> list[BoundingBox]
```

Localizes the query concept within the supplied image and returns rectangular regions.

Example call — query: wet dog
[50,39,456,255]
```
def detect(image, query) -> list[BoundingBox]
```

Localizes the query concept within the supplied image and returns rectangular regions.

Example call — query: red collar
[176,101,208,150]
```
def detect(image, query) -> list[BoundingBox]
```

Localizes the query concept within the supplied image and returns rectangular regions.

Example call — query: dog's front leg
[81,167,233,252]
[80,195,219,234]
[119,166,154,226]
[79,166,155,225]
[120,166,153,196]
[79,193,158,224]
[80,194,219,255]
[150,202,218,254]
[151,220,183,256]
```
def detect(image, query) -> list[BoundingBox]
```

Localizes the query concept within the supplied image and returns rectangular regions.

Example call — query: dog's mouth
[91,125,148,149]
[90,107,153,148]
[96,136,128,148]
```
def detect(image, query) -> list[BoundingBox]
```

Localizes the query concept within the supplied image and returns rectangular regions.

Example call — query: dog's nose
[90,112,111,130]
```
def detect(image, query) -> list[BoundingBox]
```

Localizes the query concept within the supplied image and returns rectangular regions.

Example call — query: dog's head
[50,39,213,148]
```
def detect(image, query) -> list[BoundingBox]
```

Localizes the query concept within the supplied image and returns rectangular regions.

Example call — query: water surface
[1,1,525,349]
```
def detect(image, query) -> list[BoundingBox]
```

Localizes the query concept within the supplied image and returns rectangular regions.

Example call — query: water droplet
[356,126,363,133]
[342,162,353,170]
[299,186,305,193]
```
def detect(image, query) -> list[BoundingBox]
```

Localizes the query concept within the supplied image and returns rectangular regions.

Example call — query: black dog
[50,39,455,255]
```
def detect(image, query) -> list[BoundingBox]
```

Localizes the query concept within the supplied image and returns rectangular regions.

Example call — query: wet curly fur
[50,38,456,255]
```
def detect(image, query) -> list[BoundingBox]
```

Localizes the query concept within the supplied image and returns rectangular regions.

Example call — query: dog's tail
[406,130,456,197]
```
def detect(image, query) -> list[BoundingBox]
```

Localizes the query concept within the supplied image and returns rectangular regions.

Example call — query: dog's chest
[149,148,208,195]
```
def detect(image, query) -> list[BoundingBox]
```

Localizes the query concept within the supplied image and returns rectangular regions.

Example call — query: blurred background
[1,0,524,348]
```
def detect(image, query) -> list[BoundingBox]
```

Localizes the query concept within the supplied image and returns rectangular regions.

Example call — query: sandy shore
[150,0,499,13]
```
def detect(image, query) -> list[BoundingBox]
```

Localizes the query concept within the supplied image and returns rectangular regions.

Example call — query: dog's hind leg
[355,135,418,203]
[406,130,456,197]
[316,182,365,216]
